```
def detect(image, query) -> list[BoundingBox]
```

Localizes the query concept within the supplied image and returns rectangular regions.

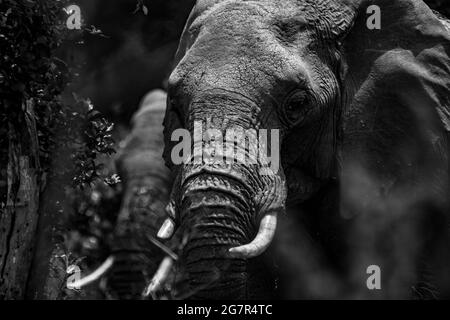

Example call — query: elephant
[69,90,173,299]
[151,0,450,300]
[108,89,174,299]
[74,0,450,300]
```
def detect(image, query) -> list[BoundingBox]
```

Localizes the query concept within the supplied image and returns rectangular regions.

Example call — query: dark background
[66,0,449,123]
[66,0,195,122]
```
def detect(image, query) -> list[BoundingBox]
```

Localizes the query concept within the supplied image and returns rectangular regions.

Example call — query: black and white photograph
[0,0,450,308]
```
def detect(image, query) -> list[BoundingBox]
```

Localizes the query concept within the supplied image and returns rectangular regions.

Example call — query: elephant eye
[283,91,311,126]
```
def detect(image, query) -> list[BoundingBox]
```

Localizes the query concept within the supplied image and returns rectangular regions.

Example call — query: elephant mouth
[286,166,323,204]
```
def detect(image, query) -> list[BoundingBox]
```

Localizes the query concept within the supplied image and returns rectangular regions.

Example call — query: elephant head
[153,0,450,299]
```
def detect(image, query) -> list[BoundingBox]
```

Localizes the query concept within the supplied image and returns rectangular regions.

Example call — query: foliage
[53,95,116,188]
[0,0,118,298]
[66,176,121,274]
[0,0,116,196]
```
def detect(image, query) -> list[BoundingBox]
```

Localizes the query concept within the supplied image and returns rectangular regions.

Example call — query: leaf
[87,110,103,121]
[142,5,148,15]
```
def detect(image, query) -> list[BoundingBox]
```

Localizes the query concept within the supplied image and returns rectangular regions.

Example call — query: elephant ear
[340,0,450,216]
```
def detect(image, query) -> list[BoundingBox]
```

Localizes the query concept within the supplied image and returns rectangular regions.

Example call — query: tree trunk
[25,178,67,300]
[0,99,42,299]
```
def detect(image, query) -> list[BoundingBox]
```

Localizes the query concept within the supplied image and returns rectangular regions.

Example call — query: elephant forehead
[190,0,354,39]
[172,21,314,93]
[191,1,311,39]
[177,0,350,81]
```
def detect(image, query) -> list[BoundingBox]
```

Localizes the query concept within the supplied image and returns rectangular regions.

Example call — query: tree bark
[0,99,42,299]
[25,177,67,300]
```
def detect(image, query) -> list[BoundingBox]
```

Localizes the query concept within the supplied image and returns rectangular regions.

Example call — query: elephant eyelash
[281,90,312,127]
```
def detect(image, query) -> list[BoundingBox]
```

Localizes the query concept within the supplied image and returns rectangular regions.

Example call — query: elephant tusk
[143,256,174,299]
[228,213,277,259]
[66,256,115,289]
[157,218,175,239]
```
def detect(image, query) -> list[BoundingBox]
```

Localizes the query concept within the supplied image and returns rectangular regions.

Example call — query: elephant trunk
[107,246,153,299]
[158,93,287,299]
[108,175,170,299]
[177,169,255,299]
